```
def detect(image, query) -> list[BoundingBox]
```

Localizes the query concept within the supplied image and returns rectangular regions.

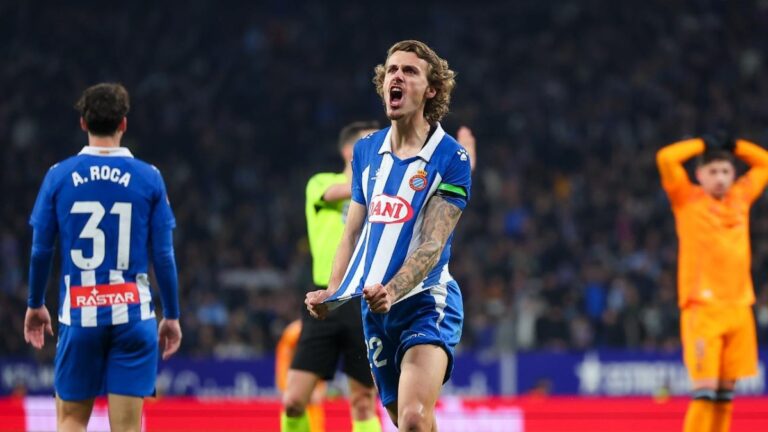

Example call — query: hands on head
[702,130,736,153]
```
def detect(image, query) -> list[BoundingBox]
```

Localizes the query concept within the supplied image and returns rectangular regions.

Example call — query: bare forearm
[323,183,352,202]
[385,240,442,300]
[325,201,366,293]
[383,196,462,301]
[327,234,357,292]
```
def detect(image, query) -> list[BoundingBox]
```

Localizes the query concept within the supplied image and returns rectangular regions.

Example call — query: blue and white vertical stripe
[58,270,155,327]
[327,123,467,305]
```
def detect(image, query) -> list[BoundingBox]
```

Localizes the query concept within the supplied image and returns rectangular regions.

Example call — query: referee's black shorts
[291,285,374,387]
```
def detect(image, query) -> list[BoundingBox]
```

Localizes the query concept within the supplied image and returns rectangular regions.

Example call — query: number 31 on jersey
[70,201,132,271]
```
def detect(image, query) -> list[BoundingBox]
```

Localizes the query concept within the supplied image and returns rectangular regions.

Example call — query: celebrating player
[23,83,182,432]
[282,122,382,432]
[306,40,471,431]
[657,134,768,432]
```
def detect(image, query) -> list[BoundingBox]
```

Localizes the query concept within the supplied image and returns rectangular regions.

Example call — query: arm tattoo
[385,196,463,300]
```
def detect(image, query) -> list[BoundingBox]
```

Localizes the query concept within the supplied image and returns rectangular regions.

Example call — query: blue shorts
[55,319,158,401]
[361,280,463,406]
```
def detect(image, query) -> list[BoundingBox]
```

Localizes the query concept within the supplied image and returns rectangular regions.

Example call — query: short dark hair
[338,121,380,148]
[74,83,130,136]
[697,149,735,166]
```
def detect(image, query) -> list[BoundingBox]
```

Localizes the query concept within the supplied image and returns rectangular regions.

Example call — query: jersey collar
[78,146,134,158]
[378,122,445,162]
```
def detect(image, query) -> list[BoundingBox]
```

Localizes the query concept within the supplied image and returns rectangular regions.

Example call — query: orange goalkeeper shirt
[657,138,768,308]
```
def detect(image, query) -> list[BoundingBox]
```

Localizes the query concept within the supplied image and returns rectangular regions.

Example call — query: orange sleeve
[656,139,704,204]
[275,320,302,392]
[734,139,768,203]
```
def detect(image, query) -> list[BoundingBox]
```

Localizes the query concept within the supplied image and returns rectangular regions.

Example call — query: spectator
[3,0,768,357]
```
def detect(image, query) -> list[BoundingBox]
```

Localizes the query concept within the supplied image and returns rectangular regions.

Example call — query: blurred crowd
[3,0,768,361]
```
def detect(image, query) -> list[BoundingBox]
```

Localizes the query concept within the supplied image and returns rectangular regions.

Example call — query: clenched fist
[363,283,394,313]
[305,289,332,319]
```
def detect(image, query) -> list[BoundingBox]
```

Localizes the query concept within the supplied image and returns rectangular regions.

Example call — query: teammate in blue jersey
[306,40,470,431]
[23,83,182,432]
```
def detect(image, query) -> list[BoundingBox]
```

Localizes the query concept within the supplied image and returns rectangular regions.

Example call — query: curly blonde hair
[373,40,456,124]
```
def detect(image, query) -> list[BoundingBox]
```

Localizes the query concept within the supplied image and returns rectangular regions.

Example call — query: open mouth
[389,86,404,107]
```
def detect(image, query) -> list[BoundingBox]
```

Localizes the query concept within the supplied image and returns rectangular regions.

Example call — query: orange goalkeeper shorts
[681,304,758,382]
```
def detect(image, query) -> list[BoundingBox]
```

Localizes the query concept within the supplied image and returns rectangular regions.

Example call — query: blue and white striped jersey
[327,123,471,304]
[29,146,176,327]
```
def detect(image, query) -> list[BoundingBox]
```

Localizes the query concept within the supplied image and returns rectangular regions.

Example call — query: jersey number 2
[70,201,132,270]
[367,337,388,367]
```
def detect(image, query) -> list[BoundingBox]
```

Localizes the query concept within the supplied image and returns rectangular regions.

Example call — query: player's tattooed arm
[385,196,462,300]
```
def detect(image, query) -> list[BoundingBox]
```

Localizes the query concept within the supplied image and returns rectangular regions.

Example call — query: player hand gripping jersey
[657,135,768,432]
[23,83,181,432]
[282,122,382,432]
[306,40,470,431]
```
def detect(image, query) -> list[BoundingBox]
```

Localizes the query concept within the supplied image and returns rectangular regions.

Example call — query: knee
[111,421,140,432]
[58,403,89,423]
[398,404,432,432]
[58,403,80,419]
[57,406,90,432]
[282,393,307,417]
[349,386,377,419]
[109,413,140,432]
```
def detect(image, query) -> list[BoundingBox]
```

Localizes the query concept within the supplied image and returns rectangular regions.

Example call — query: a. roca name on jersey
[71,165,132,187]
[70,283,141,308]
[369,194,413,224]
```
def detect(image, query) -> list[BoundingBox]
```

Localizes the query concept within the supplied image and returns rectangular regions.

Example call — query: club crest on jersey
[409,169,428,191]
[369,194,413,224]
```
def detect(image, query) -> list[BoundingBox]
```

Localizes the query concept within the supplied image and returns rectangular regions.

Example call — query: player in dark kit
[24,83,182,432]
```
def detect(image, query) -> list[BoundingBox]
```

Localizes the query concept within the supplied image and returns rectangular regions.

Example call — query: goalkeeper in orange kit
[657,133,768,432]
